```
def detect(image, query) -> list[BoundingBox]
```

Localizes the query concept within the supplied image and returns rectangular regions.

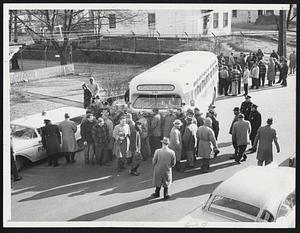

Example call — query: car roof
[11,107,86,129]
[213,166,295,215]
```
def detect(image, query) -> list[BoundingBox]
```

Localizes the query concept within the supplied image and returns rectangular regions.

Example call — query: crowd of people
[217,49,295,97]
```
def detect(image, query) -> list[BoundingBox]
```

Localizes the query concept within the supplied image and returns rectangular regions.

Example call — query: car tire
[15,156,24,172]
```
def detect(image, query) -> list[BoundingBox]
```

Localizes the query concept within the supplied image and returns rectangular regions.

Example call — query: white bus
[129,51,219,113]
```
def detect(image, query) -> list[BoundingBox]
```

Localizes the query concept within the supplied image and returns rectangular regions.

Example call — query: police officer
[240,95,252,121]
[41,118,61,167]
[248,104,262,152]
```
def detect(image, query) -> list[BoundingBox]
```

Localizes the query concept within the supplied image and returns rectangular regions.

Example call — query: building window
[223,12,228,27]
[148,13,156,29]
[109,14,116,29]
[232,10,237,18]
[266,10,274,15]
[213,13,219,28]
[258,10,263,16]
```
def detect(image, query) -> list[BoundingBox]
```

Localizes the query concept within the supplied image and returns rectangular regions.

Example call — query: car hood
[12,138,37,152]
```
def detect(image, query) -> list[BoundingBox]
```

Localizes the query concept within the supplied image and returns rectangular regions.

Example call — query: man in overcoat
[80,113,96,164]
[232,114,251,163]
[229,107,240,159]
[182,117,197,168]
[249,104,262,152]
[151,137,176,200]
[150,108,162,155]
[253,118,280,166]
[240,95,252,121]
[41,118,61,167]
[59,113,78,163]
[196,118,218,173]
[168,119,183,171]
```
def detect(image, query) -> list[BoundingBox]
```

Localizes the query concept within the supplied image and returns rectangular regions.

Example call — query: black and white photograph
[3,3,296,228]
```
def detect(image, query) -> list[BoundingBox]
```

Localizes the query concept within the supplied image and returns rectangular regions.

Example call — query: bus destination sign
[137,84,175,91]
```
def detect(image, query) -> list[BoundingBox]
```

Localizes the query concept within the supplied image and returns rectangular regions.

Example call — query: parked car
[11,107,86,170]
[180,166,295,227]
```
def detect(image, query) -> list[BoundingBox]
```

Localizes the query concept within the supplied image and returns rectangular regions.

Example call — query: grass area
[232,23,279,31]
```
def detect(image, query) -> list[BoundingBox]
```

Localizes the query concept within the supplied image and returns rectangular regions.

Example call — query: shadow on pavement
[69,181,222,221]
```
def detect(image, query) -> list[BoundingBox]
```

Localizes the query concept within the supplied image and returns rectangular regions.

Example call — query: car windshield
[208,195,260,222]
[11,125,37,140]
[132,94,182,109]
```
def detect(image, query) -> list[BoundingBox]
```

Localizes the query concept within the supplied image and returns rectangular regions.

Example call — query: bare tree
[287,4,296,30]
[12,9,143,65]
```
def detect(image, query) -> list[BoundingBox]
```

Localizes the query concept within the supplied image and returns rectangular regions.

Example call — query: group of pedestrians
[229,95,280,166]
[218,50,294,97]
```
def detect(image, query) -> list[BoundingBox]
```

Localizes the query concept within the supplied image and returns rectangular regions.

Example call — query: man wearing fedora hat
[232,114,251,163]
[253,118,280,166]
[168,119,183,171]
[59,113,78,163]
[229,107,240,159]
[41,118,61,167]
[151,137,176,200]
[240,95,252,121]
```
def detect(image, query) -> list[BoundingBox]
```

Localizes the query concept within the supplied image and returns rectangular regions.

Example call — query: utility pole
[278,10,287,58]
[13,10,18,43]
[9,10,12,42]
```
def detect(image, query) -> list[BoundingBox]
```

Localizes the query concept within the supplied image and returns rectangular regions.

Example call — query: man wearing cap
[240,95,252,121]
[169,119,183,171]
[162,109,176,138]
[58,113,78,163]
[253,118,280,166]
[194,108,204,127]
[80,113,97,164]
[86,77,100,97]
[232,114,251,163]
[249,104,262,152]
[206,106,219,141]
[150,108,162,155]
[182,116,198,168]
[229,107,240,159]
[41,118,61,167]
[151,137,176,200]
[196,118,218,173]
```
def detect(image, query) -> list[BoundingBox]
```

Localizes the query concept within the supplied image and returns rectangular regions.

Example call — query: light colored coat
[254,125,278,162]
[267,59,276,82]
[59,119,78,152]
[152,147,176,188]
[232,119,251,146]
[168,126,182,161]
[196,125,217,159]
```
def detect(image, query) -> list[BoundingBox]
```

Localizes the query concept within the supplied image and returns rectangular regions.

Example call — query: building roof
[213,166,295,215]
[129,51,218,94]
[11,107,86,129]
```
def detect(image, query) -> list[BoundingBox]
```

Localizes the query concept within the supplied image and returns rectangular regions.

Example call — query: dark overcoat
[41,124,61,155]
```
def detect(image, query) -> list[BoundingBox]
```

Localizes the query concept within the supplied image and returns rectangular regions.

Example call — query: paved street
[10,74,296,224]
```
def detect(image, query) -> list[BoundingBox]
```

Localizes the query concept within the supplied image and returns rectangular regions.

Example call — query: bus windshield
[132,94,182,109]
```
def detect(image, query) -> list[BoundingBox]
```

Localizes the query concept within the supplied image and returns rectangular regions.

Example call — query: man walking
[289,51,296,74]
[229,107,240,159]
[168,119,183,171]
[59,113,78,163]
[151,137,176,200]
[92,117,110,166]
[280,58,289,87]
[248,104,262,152]
[253,118,280,166]
[41,118,61,167]
[232,114,251,163]
[80,113,97,164]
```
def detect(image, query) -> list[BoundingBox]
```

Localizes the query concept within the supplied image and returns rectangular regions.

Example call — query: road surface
[9,74,296,226]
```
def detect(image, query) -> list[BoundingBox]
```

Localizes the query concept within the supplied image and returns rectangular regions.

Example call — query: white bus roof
[130,51,218,94]
[11,107,86,129]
